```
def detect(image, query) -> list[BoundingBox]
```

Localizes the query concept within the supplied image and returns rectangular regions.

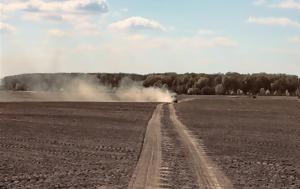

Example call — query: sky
[0,0,299,77]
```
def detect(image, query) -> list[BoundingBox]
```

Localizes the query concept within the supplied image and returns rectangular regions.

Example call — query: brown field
[0,102,157,188]
[175,96,300,188]
[0,92,299,188]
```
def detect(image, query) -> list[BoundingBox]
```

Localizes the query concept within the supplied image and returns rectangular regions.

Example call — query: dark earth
[0,102,157,189]
[0,94,299,188]
[175,96,300,189]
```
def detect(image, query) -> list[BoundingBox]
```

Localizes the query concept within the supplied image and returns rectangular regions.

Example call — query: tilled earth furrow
[175,97,300,188]
[0,102,157,189]
[160,104,198,189]
[0,167,126,189]
[0,142,135,160]
[0,136,136,153]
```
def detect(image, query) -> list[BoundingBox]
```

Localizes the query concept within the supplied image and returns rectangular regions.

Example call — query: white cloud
[73,22,101,36]
[0,1,27,14]
[1,0,108,14]
[123,35,238,49]
[197,29,215,35]
[1,0,108,25]
[254,0,267,5]
[21,12,101,35]
[109,17,166,32]
[72,44,101,53]
[48,29,68,37]
[211,37,238,48]
[254,0,300,10]
[259,48,299,54]
[1,0,106,36]
[120,8,129,13]
[0,22,16,33]
[246,16,300,28]
[22,12,64,22]
[289,36,300,43]
[271,0,300,10]
[127,34,147,41]
[61,34,238,57]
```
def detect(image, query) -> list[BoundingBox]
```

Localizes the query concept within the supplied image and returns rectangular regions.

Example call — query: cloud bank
[48,29,68,37]
[271,0,300,10]
[1,0,108,15]
[247,16,300,28]
[1,0,108,35]
[109,17,166,32]
[254,0,300,10]
[290,36,300,43]
[0,22,16,33]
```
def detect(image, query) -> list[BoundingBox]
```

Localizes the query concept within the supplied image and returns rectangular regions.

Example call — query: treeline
[1,73,145,91]
[1,72,299,96]
[144,73,300,96]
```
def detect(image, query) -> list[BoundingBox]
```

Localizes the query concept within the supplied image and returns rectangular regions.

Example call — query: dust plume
[64,77,174,102]
[32,77,175,102]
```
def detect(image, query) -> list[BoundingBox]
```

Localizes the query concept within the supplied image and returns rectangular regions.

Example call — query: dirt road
[128,104,162,189]
[129,102,232,189]
[169,103,232,189]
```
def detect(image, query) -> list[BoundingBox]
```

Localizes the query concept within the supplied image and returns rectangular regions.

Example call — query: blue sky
[0,0,299,77]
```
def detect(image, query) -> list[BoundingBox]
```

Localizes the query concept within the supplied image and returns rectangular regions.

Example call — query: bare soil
[169,103,232,189]
[0,102,157,189]
[1,92,299,189]
[175,96,300,189]
[160,104,199,188]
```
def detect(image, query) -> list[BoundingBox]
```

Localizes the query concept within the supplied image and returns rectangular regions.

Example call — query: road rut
[128,102,232,189]
[169,103,233,189]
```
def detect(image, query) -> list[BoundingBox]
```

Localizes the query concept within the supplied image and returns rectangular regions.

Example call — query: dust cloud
[61,77,174,102]
[0,77,175,102]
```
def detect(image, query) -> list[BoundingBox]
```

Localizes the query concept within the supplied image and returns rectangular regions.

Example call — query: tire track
[127,104,162,189]
[169,103,233,189]
[160,104,198,189]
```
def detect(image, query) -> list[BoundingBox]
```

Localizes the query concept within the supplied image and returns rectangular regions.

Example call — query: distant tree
[273,76,291,93]
[214,75,223,85]
[175,85,186,94]
[143,75,161,88]
[296,89,300,96]
[242,75,255,94]
[285,76,298,94]
[215,84,225,95]
[271,81,279,92]
[2,73,299,97]
[253,75,270,94]
[154,80,163,88]
[259,88,266,96]
[201,86,215,95]
[194,77,209,90]
[229,90,236,95]
[222,73,242,93]
[15,82,26,91]
[237,89,244,95]
[187,88,200,95]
